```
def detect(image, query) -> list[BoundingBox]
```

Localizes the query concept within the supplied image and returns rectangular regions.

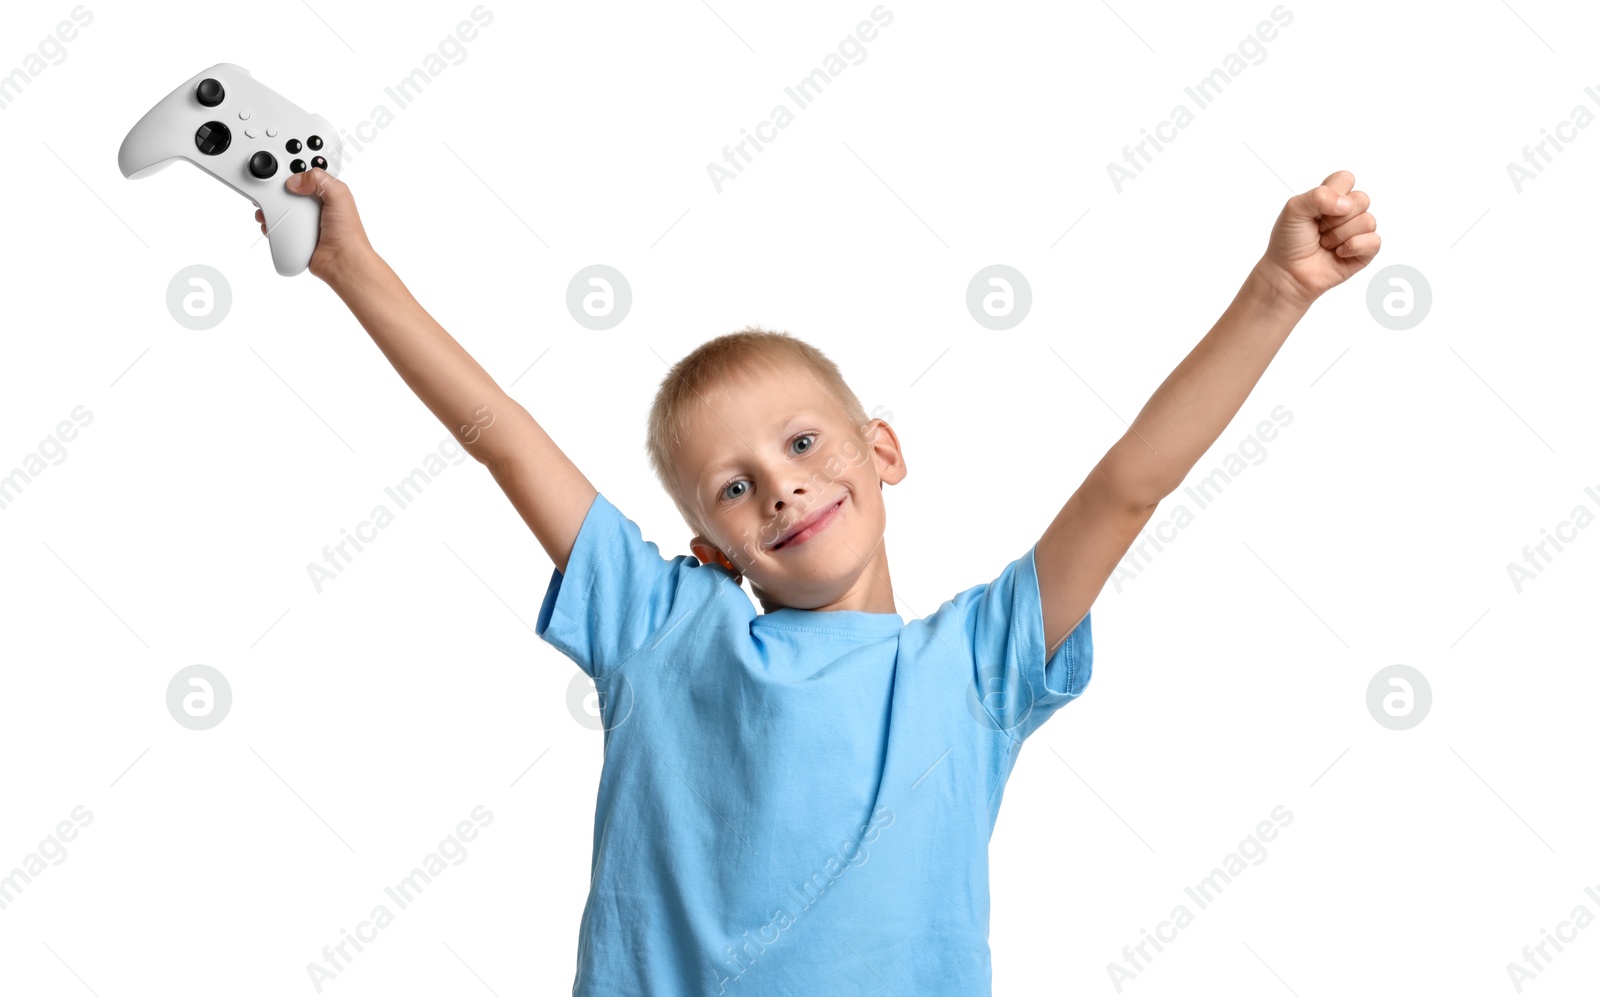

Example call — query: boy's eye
[717,433,818,502]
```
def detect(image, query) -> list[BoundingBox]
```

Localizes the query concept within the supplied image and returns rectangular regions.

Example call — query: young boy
[259,168,1378,994]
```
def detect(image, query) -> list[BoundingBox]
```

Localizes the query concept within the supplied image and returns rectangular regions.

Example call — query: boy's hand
[1254,169,1380,310]
[252,168,374,283]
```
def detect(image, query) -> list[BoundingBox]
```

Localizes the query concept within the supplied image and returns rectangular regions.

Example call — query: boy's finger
[1336,232,1381,258]
[1319,169,1355,195]
[1319,212,1376,249]
[1285,184,1352,221]
[1317,189,1369,232]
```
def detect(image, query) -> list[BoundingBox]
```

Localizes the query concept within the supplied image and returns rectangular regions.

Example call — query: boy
[259,167,1378,994]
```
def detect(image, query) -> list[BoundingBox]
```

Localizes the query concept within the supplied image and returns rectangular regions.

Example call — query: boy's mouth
[770,497,845,550]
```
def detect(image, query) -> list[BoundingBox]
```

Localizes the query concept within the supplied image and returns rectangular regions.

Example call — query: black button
[306,135,323,150]
[249,151,278,179]
[196,78,225,107]
[310,155,327,170]
[285,138,302,154]
[193,121,232,156]
[290,159,307,174]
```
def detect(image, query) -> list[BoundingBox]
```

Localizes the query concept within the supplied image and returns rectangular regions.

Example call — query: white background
[1,0,1597,994]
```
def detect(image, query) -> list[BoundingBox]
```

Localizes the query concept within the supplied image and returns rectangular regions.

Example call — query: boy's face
[672,363,906,613]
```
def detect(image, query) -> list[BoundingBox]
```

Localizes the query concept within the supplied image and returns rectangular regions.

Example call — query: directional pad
[193,121,232,156]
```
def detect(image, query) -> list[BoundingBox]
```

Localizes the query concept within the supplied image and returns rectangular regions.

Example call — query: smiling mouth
[771,497,845,550]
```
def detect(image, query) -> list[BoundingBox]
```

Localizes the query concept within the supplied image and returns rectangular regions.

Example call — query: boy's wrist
[1245,260,1316,320]
[317,244,385,293]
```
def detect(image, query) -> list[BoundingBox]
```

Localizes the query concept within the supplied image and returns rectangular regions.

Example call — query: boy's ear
[689,535,739,577]
[865,418,908,486]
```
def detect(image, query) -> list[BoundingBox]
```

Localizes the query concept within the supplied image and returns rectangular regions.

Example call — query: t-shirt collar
[752,606,904,636]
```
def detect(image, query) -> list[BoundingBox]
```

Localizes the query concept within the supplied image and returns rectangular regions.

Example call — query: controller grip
[117,111,186,179]
[261,191,322,276]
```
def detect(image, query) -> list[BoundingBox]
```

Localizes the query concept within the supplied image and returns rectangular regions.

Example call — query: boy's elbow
[1088,465,1166,512]
[465,396,528,470]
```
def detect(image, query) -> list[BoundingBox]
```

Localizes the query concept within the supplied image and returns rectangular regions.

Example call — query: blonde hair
[646,325,871,535]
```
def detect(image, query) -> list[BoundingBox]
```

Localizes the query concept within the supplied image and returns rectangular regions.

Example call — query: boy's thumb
[287,168,348,205]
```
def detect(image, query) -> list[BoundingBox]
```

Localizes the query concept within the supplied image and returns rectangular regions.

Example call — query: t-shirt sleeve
[959,541,1094,744]
[534,491,715,679]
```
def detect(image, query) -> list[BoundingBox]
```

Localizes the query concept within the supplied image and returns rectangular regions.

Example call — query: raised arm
[1035,170,1381,658]
[267,169,598,574]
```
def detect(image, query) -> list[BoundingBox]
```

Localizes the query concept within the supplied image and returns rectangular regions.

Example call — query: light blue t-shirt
[535,491,1093,996]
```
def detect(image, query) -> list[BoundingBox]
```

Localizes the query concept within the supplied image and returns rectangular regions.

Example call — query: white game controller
[118,64,341,276]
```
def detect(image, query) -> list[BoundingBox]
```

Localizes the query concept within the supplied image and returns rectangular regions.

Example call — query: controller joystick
[196,78,224,107]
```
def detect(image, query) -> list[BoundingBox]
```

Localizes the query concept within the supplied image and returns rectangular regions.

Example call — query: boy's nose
[772,486,808,511]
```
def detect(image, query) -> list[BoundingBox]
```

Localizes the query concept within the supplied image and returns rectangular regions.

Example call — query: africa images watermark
[1504,85,1600,193]
[1106,804,1294,991]
[305,408,495,593]
[0,806,94,913]
[705,4,895,193]
[305,805,494,992]
[713,805,895,992]
[1504,482,1599,593]
[1106,4,1294,192]
[0,6,94,113]
[1503,882,1600,992]
[1111,404,1294,593]
[0,405,95,514]
[332,5,496,170]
